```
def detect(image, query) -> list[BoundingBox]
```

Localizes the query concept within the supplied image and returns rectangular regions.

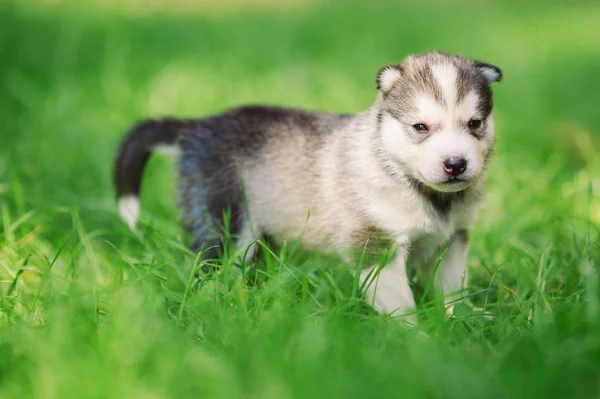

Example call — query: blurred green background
[1,0,599,398]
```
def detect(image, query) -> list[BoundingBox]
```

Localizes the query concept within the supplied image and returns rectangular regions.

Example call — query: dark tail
[114,118,192,229]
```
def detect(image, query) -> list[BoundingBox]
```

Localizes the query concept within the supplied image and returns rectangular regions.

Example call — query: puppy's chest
[354,197,466,264]
[366,191,462,238]
[352,210,457,261]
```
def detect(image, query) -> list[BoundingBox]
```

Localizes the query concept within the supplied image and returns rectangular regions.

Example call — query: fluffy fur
[113,50,502,324]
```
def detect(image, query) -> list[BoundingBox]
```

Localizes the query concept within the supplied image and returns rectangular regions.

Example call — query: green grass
[1,0,600,397]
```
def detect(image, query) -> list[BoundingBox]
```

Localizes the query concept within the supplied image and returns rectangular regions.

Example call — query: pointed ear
[474,61,502,83]
[376,65,402,92]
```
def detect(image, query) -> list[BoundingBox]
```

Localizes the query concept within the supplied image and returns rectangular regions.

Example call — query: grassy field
[1,0,600,397]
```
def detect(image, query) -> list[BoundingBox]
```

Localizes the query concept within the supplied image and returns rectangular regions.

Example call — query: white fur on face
[379,63,494,192]
[415,94,445,123]
[378,113,421,175]
[455,91,479,121]
[431,63,458,106]
[418,129,482,191]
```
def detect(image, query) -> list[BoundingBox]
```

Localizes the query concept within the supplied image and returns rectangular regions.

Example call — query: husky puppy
[114,51,502,323]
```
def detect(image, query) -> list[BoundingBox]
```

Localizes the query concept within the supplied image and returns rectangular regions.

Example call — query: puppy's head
[375,51,502,193]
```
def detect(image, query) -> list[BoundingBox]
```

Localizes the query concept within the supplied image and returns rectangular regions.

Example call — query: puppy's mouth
[408,174,472,195]
[422,176,471,193]
[443,176,467,185]
[437,178,470,192]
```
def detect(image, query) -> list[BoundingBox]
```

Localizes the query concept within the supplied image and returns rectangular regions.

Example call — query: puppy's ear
[474,61,502,83]
[376,65,403,93]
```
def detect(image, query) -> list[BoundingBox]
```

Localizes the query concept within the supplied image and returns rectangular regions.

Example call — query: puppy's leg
[234,218,260,268]
[360,246,417,325]
[434,229,469,314]
[182,188,244,260]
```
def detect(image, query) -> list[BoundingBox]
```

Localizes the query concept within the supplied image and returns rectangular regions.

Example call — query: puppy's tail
[114,118,192,229]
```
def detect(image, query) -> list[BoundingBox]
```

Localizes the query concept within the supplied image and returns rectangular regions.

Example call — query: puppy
[114,51,502,323]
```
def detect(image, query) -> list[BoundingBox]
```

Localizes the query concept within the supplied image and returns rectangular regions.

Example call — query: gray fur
[176,106,352,257]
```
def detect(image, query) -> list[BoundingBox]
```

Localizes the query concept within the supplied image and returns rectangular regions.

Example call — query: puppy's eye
[468,119,482,130]
[413,123,429,133]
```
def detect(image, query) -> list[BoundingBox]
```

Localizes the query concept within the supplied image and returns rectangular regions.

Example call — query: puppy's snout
[442,156,467,177]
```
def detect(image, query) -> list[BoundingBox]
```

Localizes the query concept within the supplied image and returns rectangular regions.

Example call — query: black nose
[442,157,467,177]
